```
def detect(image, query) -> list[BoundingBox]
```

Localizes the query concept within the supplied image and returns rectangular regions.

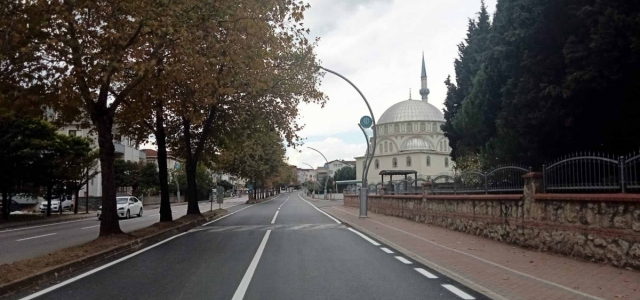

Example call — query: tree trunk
[46,184,52,217]
[2,191,8,221]
[74,188,79,214]
[181,118,201,215]
[155,101,172,222]
[94,114,123,235]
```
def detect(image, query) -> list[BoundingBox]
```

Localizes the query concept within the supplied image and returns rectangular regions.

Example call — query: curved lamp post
[307,147,329,199]
[320,67,377,218]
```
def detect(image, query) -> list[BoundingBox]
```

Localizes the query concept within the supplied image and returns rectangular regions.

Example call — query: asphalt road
[14,192,487,300]
[0,198,247,264]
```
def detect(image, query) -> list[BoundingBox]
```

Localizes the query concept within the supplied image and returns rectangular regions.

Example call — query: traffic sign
[360,116,373,128]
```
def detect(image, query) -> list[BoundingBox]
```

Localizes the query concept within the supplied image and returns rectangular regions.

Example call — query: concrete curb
[320,206,507,300]
[0,210,227,297]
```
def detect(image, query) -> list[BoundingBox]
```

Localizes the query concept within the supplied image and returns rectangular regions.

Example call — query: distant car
[39,197,73,213]
[0,200,21,212]
[97,196,143,220]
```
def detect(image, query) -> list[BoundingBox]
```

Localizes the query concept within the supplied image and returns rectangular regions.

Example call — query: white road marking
[297,194,341,224]
[348,228,380,246]
[442,284,475,299]
[330,206,604,300]
[271,211,279,224]
[19,231,190,300]
[148,214,160,217]
[201,195,280,226]
[394,256,412,264]
[278,195,290,210]
[380,247,394,254]
[231,230,272,300]
[0,218,97,233]
[81,225,99,230]
[16,233,57,242]
[415,268,438,279]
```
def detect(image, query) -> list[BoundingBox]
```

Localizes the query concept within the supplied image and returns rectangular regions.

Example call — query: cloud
[287,137,366,168]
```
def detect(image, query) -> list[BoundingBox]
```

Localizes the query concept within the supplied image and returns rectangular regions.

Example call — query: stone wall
[344,174,640,270]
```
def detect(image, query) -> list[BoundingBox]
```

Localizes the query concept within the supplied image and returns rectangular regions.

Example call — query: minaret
[419,52,430,102]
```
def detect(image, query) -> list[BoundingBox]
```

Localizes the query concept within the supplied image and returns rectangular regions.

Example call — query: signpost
[360,116,372,129]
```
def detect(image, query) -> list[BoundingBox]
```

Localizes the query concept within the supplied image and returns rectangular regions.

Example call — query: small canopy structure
[379,170,418,190]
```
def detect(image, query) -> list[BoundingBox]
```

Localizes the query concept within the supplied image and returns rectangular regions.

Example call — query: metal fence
[430,166,530,195]
[543,151,640,193]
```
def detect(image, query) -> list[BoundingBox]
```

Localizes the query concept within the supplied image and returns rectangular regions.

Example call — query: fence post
[542,164,546,193]
[484,172,488,194]
[620,156,626,193]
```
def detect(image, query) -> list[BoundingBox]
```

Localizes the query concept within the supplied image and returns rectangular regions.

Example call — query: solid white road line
[201,195,281,226]
[19,231,190,300]
[271,211,279,224]
[415,268,438,279]
[231,230,272,300]
[16,232,57,242]
[380,247,394,254]
[278,195,290,210]
[0,218,97,234]
[394,256,412,264]
[297,194,341,224]
[442,284,475,300]
[347,228,380,246]
[148,214,160,217]
[81,225,100,230]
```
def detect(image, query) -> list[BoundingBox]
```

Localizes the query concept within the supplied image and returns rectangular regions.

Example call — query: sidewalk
[325,205,640,300]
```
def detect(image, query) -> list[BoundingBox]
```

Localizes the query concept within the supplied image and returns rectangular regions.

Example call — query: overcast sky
[287,0,497,169]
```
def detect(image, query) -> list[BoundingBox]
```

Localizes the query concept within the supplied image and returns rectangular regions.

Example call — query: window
[68,130,77,137]
[384,142,388,152]
[384,126,388,135]
[114,134,122,143]
[394,124,399,132]
[407,122,413,132]
[434,123,439,132]
[406,156,412,167]
[445,157,449,168]
[375,159,379,169]
[392,158,398,168]
[390,143,393,152]
[427,156,431,166]
[420,123,426,132]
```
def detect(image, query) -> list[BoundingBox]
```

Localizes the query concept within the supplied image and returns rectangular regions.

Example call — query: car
[0,200,21,213]
[39,197,74,213]
[97,196,143,220]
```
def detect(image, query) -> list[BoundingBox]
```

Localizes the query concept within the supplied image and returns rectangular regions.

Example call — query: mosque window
[420,123,426,132]
[426,156,431,166]
[445,157,449,168]
[384,141,388,152]
[394,124,399,132]
[389,143,393,152]
[407,122,413,132]
[406,156,412,167]
[375,159,379,169]
[392,158,398,168]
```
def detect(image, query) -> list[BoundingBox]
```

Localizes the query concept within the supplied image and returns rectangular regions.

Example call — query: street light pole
[307,147,329,200]
[320,66,377,218]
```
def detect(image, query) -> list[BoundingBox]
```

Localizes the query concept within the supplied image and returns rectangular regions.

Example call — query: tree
[114,160,159,197]
[334,166,356,182]
[66,151,100,214]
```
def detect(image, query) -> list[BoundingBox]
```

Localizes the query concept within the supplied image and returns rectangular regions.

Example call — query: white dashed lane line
[415,268,438,279]
[16,233,57,242]
[394,256,412,264]
[442,284,475,300]
[347,228,380,246]
[380,247,394,254]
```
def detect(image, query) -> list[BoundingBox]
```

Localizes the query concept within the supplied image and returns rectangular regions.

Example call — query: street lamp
[307,147,329,199]
[320,66,377,218]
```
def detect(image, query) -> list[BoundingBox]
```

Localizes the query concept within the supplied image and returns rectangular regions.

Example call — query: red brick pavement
[325,206,640,300]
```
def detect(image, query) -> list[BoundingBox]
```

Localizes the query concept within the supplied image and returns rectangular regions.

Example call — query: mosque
[355,54,454,185]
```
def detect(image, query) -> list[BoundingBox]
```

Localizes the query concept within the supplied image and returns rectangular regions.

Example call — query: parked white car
[97,196,143,220]
[39,198,73,213]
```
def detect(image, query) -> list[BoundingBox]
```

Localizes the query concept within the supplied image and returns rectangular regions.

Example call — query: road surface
[14,193,486,300]
[0,198,246,264]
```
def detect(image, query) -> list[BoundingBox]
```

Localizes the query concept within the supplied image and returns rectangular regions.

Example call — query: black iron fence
[431,165,530,195]
[543,151,640,193]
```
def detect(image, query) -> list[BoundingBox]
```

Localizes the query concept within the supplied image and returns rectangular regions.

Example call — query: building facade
[58,123,145,197]
[355,54,454,184]
[324,160,356,176]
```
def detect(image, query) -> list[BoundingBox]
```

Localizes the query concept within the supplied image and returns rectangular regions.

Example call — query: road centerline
[231,230,272,300]
[271,211,279,224]
[16,232,57,242]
